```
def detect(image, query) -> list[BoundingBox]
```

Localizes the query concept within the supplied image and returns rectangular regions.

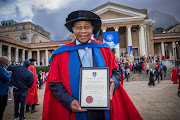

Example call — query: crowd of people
[117,59,147,84]
[0,57,48,120]
[117,58,180,97]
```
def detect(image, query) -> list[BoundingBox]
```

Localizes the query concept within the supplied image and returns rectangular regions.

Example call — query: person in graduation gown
[42,10,142,120]
[148,69,155,86]
[25,59,38,113]
[171,66,178,84]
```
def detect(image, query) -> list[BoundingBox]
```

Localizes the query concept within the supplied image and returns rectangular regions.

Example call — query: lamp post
[173,43,176,67]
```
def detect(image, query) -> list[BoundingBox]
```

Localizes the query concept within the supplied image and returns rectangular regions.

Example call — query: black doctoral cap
[65,10,101,34]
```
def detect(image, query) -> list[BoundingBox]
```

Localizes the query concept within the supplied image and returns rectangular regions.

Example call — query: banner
[103,31,119,49]
[129,46,133,56]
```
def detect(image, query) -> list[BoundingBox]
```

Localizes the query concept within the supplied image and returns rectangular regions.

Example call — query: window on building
[2,23,4,26]
[16,26,18,30]
[22,33,26,37]
[132,27,136,32]
[9,23,11,26]
[6,23,7,26]
[133,48,139,57]
[23,25,25,29]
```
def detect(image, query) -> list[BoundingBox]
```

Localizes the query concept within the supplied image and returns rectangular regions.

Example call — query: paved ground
[3,79,180,120]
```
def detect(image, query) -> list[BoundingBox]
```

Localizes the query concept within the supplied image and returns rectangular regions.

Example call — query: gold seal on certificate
[79,67,110,110]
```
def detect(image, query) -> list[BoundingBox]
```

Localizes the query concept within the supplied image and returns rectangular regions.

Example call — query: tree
[154,27,164,34]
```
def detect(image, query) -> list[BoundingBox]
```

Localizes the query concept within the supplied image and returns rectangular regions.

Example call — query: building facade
[0,20,69,66]
[0,20,51,44]
[0,35,70,66]
[0,2,179,66]
[72,2,155,62]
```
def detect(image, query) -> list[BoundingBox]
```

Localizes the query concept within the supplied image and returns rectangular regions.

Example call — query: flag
[103,31,119,49]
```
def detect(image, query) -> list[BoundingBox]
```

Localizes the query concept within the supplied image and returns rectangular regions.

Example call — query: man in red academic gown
[171,66,178,84]
[25,59,38,113]
[156,61,159,69]
[43,10,142,120]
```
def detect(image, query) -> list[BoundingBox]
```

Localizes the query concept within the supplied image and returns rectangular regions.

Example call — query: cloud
[32,0,106,41]
[0,0,69,22]
[0,0,180,41]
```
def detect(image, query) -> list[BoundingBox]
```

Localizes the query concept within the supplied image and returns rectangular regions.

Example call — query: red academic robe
[142,62,145,70]
[146,57,149,63]
[156,62,159,68]
[43,73,47,83]
[129,63,132,71]
[171,68,178,82]
[42,40,142,120]
[25,65,38,104]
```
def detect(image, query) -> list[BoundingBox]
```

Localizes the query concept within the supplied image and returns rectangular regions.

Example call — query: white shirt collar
[75,39,91,45]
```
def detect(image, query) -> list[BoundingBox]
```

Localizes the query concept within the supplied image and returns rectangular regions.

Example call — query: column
[45,50,48,66]
[28,50,32,59]
[15,48,19,63]
[8,46,11,61]
[172,42,176,58]
[126,25,133,56]
[0,44,2,56]
[102,27,107,32]
[37,50,40,66]
[172,41,177,66]
[139,24,146,56]
[144,25,148,56]
[161,42,165,60]
[22,49,25,61]
[114,27,120,59]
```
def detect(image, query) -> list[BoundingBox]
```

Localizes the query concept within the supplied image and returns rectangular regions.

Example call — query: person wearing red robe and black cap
[25,58,38,113]
[171,66,178,84]
[42,10,142,120]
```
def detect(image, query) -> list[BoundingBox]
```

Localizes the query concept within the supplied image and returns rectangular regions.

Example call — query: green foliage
[154,27,164,34]
[36,66,50,73]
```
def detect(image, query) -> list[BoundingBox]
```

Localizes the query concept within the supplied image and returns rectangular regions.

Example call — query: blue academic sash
[50,42,111,120]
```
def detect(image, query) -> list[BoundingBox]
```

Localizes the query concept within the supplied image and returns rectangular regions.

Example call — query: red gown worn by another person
[171,68,178,82]
[25,65,38,105]
[156,62,159,69]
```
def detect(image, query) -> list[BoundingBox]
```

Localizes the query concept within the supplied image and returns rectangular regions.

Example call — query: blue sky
[0,0,180,41]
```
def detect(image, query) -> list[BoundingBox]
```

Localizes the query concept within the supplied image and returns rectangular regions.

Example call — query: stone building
[0,2,179,66]
[153,24,180,66]
[0,20,51,43]
[0,20,70,66]
[72,2,155,62]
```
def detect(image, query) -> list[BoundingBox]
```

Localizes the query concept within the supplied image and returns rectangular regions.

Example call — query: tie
[81,47,91,67]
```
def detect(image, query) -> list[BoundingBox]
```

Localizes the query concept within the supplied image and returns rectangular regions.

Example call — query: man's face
[72,21,94,44]
[31,61,34,65]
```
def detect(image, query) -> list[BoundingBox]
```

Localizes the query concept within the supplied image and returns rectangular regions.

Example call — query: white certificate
[79,67,110,110]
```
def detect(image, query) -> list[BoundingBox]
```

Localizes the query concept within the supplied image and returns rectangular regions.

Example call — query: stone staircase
[128,63,172,81]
